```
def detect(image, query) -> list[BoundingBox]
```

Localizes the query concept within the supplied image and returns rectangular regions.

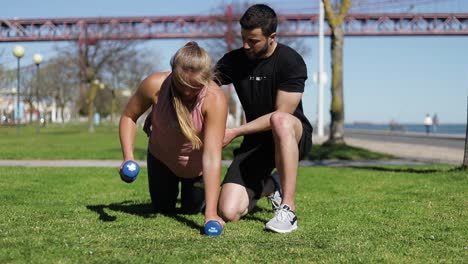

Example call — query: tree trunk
[88,82,98,133]
[462,96,468,169]
[326,27,345,145]
[28,101,34,124]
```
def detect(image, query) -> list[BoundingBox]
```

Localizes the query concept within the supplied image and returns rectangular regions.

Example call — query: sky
[1,0,468,125]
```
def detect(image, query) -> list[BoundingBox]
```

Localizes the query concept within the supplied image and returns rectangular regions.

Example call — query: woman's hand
[205,213,226,227]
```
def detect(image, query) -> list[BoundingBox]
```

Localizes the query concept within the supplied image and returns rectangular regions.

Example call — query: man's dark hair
[240,4,277,36]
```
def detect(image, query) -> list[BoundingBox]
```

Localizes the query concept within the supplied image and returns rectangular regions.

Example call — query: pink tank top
[149,74,206,178]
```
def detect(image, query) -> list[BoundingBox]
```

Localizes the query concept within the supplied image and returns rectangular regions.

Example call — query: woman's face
[174,70,205,101]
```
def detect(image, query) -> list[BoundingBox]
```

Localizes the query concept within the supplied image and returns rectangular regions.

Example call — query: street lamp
[12,45,25,135]
[33,53,43,134]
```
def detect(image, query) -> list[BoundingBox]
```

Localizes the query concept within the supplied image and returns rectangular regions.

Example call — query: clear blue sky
[1,0,467,124]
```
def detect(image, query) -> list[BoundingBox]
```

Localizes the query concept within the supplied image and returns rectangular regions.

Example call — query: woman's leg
[147,152,180,213]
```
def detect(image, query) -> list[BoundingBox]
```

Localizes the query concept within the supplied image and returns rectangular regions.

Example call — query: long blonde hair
[170,41,213,150]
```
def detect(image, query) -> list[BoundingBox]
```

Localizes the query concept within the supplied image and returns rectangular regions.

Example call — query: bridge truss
[1,13,468,43]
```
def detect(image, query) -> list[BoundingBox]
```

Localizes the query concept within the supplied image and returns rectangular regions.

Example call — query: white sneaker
[265,204,298,233]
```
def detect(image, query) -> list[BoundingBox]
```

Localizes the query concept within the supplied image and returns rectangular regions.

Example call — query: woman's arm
[119,72,167,162]
[201,82,228,224]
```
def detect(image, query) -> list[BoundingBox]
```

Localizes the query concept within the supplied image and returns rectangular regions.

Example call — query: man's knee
[270,112,301,140]
[218,203,247,222]
[218,183,253,222]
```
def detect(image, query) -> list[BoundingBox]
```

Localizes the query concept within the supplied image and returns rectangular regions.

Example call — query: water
[345,123,466,135]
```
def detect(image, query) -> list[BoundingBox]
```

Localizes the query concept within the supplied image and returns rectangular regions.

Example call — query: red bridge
[1,12,468,42]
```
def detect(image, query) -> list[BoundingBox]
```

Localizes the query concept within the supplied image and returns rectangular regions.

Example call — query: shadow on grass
[86,200,204,234]
[86,201,154,221]
[242,206,269,223]
[347,166,444,174]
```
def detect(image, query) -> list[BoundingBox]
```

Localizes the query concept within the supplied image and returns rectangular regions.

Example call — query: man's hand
[223,128,237,147]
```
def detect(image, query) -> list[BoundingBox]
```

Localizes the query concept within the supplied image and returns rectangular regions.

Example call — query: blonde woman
[119,42,227,226]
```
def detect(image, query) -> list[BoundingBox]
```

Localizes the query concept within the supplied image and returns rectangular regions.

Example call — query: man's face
[241,28,275,60]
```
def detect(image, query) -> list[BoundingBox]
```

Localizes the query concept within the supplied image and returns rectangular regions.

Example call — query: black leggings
[147,151,205,214]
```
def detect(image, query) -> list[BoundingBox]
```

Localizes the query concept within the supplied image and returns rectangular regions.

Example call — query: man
[215,4,312,233]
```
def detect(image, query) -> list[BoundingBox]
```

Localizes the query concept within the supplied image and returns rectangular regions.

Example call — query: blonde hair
[170,41,213,150]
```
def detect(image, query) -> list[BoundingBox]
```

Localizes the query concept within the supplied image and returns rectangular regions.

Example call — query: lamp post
[12,45,25,135]
[317,0,326,138]
[33,53,43,134]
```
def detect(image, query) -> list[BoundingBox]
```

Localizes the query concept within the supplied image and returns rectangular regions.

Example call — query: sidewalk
[313,134,464,165]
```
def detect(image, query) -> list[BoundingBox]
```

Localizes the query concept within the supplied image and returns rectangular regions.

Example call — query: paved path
[315,130,465,165]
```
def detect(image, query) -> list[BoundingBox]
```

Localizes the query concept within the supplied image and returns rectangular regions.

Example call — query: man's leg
[269,112,303,211]
[218,147,274,222]
[218,183,257,222]
[265,112,305,233]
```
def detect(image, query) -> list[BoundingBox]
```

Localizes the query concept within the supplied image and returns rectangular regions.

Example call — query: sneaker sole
[264,223,298,233]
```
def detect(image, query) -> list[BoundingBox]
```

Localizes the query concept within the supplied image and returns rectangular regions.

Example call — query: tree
[100,45,160,124]
[323,0,351,145]
[75,39,141,132]
[39,55,80,124]
[463,96,468,169]
[0,50,17,123]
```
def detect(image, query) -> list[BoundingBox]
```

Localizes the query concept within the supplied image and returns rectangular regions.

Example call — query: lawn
[0,123,393,161]
[1,122,465,263]
[0,166,466,263]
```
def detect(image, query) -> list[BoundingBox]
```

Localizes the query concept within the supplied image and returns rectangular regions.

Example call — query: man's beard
[245,41,269,60]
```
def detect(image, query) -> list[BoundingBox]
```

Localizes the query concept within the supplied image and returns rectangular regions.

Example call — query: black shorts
[222,123,312,199]
[147,151,205,214]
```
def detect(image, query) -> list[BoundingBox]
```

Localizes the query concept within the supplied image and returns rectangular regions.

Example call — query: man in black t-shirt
[215,4,312,233]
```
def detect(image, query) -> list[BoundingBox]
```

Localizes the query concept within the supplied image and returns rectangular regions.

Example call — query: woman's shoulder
[138,72,171,96]
[203,81,227,110]
[142,72,171,87]
[205,81,225,97]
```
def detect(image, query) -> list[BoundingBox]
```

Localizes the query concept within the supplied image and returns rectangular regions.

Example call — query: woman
[119,41,227,226]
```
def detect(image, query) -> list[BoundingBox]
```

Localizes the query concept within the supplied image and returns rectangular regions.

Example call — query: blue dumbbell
[204,220,223,236]
[120,160,140,183]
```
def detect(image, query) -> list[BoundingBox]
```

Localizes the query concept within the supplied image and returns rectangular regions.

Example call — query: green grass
[0,123,144,160]
[308,143,395,160]
[0,166,466,263]
[0,123,393,160]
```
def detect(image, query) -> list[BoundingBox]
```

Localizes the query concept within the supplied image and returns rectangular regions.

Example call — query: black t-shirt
[216,43,312,145]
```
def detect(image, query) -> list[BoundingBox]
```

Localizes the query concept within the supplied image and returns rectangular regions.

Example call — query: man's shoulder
[222,48,245,60]
[276,43,304,60]
[275,43,306,70]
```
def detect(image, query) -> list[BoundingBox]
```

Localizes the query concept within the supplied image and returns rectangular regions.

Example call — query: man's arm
[223,90,303,145]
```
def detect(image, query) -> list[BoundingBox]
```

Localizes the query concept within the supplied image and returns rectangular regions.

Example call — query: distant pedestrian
[424,114,433,135]
[432,113,439,133]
